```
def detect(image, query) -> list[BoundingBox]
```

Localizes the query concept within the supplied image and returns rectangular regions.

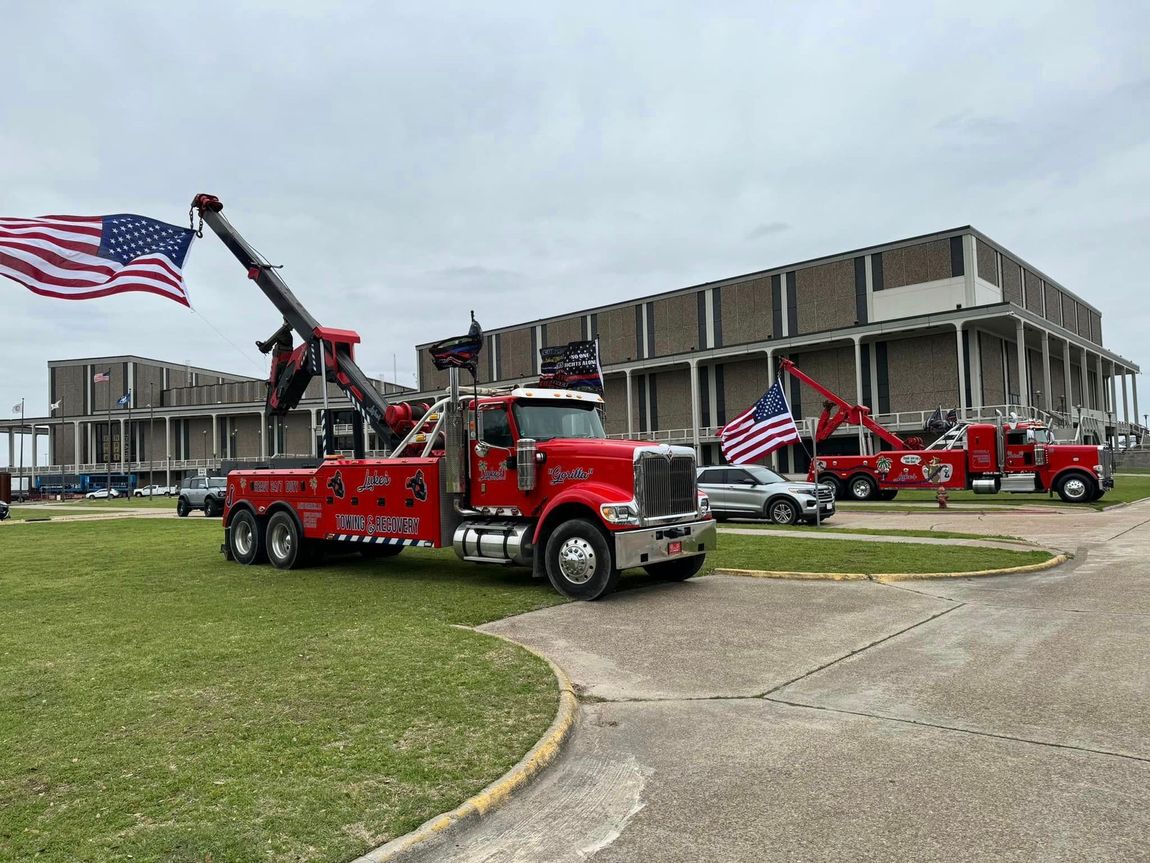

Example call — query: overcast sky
[3,0,1149,464]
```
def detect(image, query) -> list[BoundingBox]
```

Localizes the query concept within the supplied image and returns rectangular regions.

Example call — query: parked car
[0,500,9,521]
[177,475,228,517]
[134,484,171,497]
[696,464,835,525]
[84,488,122,499]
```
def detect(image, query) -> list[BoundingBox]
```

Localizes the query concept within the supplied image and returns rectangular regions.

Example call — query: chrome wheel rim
[1064,478,1087,500]
[851,479,872,499]
[233,520,253,557]
[557,537,596,584]
[771,502,794,524]
[270,522,293,561]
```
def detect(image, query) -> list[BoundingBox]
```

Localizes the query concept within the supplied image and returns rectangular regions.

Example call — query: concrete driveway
[410,501,1150,862]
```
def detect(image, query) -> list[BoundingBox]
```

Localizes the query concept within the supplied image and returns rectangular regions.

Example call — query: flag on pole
[117,393,131,408]
[10,403,20,414]
[50,400,62,411]
[0,213,195,306]
[93,370,110,383]
[539,339,604,395]
[719,380,802,464]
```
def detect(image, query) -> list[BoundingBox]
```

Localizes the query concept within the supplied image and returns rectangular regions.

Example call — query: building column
[1133,371,1141,430]
[969,329,983,411]
[30,427,38,487]
[73,421,81,469]
[7,430,13,469]
[953,325,967,414]
[164,416,172,487]
[1121,367,1131,425]
[1015,319,1028,407]
[1041,331,1052,412]
[1080,346,1089,411]
[1062,340,1073,411]
[259,413,268,460]
[309,409,318,457]
[119,417,127,472]
[689,359,701,461]
[624,370,634,437]
[211,414,219,463]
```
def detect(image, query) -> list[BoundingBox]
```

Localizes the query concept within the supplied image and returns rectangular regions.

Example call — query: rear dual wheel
[228,509,264,565]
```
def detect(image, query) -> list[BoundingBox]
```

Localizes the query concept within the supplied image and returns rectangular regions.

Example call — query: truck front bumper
[614,518,717,571]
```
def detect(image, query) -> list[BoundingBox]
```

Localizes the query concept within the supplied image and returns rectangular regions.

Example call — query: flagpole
[149,383,155,496]
[812,423,821,527]
[127,391,133,489]
[105,378,112,501]
[18,399,24,500]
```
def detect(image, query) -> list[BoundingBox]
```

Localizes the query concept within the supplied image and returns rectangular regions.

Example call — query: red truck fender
[531,481,629,546]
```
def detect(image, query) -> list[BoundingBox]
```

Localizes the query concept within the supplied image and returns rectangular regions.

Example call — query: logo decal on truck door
[327,471,345,499]
[405,470,428,502]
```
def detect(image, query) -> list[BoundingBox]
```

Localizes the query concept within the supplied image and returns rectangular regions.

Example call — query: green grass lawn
[0,516,1055,862]
[709,532,1052,573]
[836,474,1150,512]
[0,520,565,863]
[719,523,1032,544]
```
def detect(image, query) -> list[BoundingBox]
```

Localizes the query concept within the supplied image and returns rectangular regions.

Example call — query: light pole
[201,429,207,466]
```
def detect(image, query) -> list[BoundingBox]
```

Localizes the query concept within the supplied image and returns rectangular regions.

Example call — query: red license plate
[668,541,683,555]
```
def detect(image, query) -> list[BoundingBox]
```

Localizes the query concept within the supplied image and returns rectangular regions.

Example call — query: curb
[352,632,578,863]
[713,552,1071,584]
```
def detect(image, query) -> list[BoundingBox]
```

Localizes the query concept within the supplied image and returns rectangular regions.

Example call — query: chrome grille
[636,452,697,520]
[816,486,835,502]
[1100,447,1114,480]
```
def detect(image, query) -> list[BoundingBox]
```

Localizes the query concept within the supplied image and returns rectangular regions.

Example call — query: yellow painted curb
[713,552,1070,584]
[352,631,578,863]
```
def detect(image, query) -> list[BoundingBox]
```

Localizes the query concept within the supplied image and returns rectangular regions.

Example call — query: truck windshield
[513,400,606,442]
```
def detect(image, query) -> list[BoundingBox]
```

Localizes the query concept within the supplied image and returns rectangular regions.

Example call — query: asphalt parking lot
[410,501,1150,862]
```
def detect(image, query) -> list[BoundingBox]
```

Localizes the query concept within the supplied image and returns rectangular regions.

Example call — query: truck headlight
[600,503,640,525]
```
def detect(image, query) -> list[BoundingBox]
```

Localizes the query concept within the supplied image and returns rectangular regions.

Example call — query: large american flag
[719,380,802,464]
[0,213,195,306]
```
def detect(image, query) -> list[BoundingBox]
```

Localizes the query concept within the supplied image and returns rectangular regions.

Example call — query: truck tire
[1056,472,1097,504]
[265,511,304,569]
[848,474,877,501]
[360,544,404,559]
[820,476,844,500]
[176,497,190,517]
[643,554,706,581]
[545,519,620,600]
[766,497,799,525]
[228,509,264,565]
[878,489,899,501]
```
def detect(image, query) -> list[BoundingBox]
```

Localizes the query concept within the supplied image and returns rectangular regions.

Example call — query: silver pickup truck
[177,475,227,518]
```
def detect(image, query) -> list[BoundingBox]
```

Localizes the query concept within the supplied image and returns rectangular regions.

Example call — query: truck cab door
[471,404,526,511]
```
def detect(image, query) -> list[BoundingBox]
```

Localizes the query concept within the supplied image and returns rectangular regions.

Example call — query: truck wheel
[848,475,877,501]
[643,554,706,581]
[204,496,221,518]
[545,520,620,600]
[766,498,799,525]
[820,476,844,500]
[266,511,304,569]
[360,544,404,559]
[228,510,264,565]
[176,497,190,517]
[1056,472,1097,504]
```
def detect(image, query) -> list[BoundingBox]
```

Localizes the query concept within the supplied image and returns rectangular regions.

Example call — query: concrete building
[1,355,410,493]
[415,227,1143,468]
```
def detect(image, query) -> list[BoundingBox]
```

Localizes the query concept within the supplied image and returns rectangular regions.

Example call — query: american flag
[719,380,802,464]
[0,213,195,306]
[93,370,110,383]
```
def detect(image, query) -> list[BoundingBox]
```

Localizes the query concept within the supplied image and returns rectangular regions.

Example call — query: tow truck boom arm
[191,194,391,453]
[777,357,907,450]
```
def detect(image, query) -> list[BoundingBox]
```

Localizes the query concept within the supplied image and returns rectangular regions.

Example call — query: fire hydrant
[936,485,949,509]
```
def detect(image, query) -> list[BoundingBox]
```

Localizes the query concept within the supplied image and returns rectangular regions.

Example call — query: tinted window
[698,469,724,484]
[480,408,514,448]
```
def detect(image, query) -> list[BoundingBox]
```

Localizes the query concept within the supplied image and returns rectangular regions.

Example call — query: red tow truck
[778,358,1115,504]
[192,195,715,600]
